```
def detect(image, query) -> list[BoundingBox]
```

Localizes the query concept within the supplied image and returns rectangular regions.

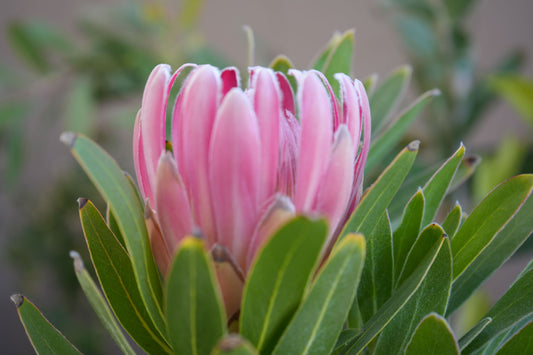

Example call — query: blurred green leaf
[442,202,462,238]
[362,73,378,96]
[79,199,170,354]
[318,30,354,97]
[64,76,94,135]
[70,251,135,355]
[459,317,492,350]
[395,15,437,59]
[463,260,533,353]
[165,237,226,355]
[63,133,166,339]
[240,217,328,354]
[444,0,478,19]
[405,313,459,355]
[273,234,365,355]
[489,75,533,124]
[11,295,81,354]
[211,335,258,355]
[494,321,533,355]
[369,65,412,135]
[179,0,205,30]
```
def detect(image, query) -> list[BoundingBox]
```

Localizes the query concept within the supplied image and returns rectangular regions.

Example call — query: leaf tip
[60,131,77,148]
[407,140,420,152]
[10,294,24,308]
[77,197,88,210]
[430,88,441,97]
[217,334,246,352]
[69,250,84,272]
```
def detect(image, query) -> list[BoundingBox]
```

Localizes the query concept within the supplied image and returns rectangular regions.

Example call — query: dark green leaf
[444,0,478,19]
[442,202,462,239]
[165,237,226,355]
[393,189,425,282]
[70,251,135,355]
[459,317,492,350]
[494,321,533,354]
[405,313,459,355]
[240,217,328,354]
[463,261,533,353]
[11,294,81,354]
[366,89,439,172]
[370,65,412,135]
[62,133,166,337]
[273,234,365,355]
[79,199,170,354]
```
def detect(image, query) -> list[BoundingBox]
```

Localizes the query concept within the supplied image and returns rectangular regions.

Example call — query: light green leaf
[366,89,439,172]
[211,335,258,355]
[463,261,533,353]
[355,213,393,323]
[489,75,533,125]
[269,55,297,92]
[165,237,226,355]
[79,199,170,354]
[375,237,452,354]
[273,234,365,355]
[340,236,446,354]
[494,320,533,354]
[362,73,378,96]
[319,30,354,97]
[339,140,419,243]
[64,76,94,135]
[240,217,328,354]
[11,295,81,354]
[62,133,166,337]
[459,317,492,350]
[442,202,462,239]
[405,313,459,355]
[70,251,135,355]
[393,189,425,282]
[370,65,412,135]
[449,175,533,313]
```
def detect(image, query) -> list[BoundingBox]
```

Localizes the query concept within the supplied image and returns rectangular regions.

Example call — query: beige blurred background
[1,0,532,353]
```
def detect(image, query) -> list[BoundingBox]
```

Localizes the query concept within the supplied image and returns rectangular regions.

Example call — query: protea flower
[133,64,370,317]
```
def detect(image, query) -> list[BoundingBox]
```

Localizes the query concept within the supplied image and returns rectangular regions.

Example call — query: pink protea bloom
[133,64,370,317]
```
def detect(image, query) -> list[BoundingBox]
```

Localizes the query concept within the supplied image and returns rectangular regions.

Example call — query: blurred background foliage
[1,0,532,353]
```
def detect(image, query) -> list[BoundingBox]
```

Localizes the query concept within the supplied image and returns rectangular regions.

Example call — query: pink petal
[141,64,172,190]
[312,70,341,131]
[277,111,300,199]
[335,73,362,147]
[133,110,153,201]
[276,72,295,115]
[221,67,240,97]
[314,125,355,246]
[173,65,221,245]
[155,152,194,253]
[246,195,295,268]
[294,72,333,211]
[252,68,281,203]
[145,201,171,276]
[209,88,261,269]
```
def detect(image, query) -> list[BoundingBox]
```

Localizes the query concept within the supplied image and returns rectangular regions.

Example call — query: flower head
[134,64,370,315]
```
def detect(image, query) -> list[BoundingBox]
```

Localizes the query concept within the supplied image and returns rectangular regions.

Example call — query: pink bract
[133,64,371,317]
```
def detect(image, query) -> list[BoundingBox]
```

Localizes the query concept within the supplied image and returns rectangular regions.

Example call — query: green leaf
[463,261,533,353]
[64,76,94,135]
[473,316,533,355]
[339,140,419,243]
[362,73,378,96]
[370,65,412,135]
[393,189,425,282]
[332,329,362,354]
[449,175,533,313]
[78,199,171,354]
[269,55,297,92]
[366,89,439,172]
[340,236,446,354]
[62,133,166,337]
[489,74,533,125]
[442,202,462,239]
[165,237,226,355]
[319,29,354,97]
[70,251,135,355]
[444,0,478,19]
[375,236,452,354]
[273,234,366,355]
[240,217,328,353]
[405,314,459,355]
[212,335,258,355]
[106,204,126,249]
[421,144,465,226]
[11,294,81,354]
[494,321,533,354]
[355,213,393,323]
[459,317,492,350]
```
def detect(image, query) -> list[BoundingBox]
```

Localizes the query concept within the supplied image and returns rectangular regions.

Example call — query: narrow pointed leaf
[459,317,492,350]
[393,189,425,282]
[165,237,226,355]
[212,335,258,355]
[273,234,365,355]
[62,133,166,336]
[106,204,126,249]
[11,295,81,354]
[240,217,328,354]
[319,30,354,97]
[341,236,445,354]
[442,202,462,239]
[339,140,419,243]
[70,251,135,355]
[370,65,412,135]
[475,315,533,355]
[494,321,533,355]
[269,55,297,91]
[375,237,452,354]
[405,314,459,355]
[366,89,438,172]
[79,199,171,354]
[463,261,533,353]
[356,213,393,323]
